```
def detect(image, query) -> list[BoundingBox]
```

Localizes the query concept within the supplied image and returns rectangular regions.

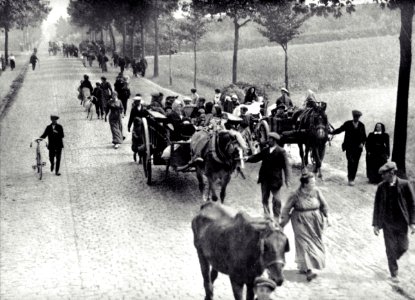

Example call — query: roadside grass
[0,53,29,101]
[146,34,414,178]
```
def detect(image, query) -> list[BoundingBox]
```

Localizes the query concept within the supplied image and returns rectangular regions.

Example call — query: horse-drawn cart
[139,110,196,185]
[254,102,331,177]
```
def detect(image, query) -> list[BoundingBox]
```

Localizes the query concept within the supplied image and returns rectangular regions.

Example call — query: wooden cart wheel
[258,120,270,147]
[141,118,152,185]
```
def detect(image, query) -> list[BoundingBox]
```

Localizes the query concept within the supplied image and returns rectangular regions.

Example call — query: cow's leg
[219,174,231,204]
[246,283,255,300]
[298,143,305,169]
[197,250,213,300]
[230,278,244,300]
[211,269,218,284]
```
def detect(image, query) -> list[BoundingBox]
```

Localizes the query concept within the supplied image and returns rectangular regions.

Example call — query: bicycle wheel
[36,152,43,180]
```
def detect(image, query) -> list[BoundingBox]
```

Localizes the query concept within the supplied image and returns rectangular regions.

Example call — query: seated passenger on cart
[150,92,166,115]
[166,100,195,142]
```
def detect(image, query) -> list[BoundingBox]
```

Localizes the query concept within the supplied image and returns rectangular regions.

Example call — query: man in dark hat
[253,277,276,300]
[373,161,415,283]
[330,110,366,186]
[245,132,291,222]
[40,115,64,176]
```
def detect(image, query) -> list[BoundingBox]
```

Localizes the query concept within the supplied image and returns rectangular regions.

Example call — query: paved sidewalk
[0,42,414,300]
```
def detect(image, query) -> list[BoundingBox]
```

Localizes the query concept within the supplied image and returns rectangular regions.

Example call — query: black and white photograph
[0,0,414,299]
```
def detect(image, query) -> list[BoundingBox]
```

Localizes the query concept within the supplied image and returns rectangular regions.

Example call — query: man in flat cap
[330,110,366,186]
[253,277,276,300]
[40,115,64,176]
[245,132,291,223]
[373,161,415,283]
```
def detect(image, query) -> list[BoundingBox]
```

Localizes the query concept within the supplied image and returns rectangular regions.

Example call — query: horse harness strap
[259,238,285,269]
[209,132,225,165]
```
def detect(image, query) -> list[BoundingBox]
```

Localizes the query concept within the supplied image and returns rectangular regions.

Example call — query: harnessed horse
[195,131,244,203]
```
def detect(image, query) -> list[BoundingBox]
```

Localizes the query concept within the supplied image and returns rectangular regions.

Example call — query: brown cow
[192,202,289,300]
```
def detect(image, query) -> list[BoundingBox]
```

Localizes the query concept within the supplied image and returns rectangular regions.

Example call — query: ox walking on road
[192,202,289,300]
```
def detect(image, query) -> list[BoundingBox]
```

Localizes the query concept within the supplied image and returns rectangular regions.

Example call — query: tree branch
[238,18,251,28]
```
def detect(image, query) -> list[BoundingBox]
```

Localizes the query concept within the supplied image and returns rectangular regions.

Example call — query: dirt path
[0,41,414,300]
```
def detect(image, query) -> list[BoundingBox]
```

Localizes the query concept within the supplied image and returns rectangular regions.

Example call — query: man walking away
[373,161,415,283]
[245,132,290,223]
[330,110,366,186]
[40,114,64,176]
[30,52,39,70]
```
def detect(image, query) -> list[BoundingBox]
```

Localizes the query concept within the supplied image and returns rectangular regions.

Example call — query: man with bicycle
[40,114,64,176]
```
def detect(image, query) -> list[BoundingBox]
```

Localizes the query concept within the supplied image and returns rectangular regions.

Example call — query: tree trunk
[194,39,197,89]
[108,24,116,52]
[153,13,159,77]
[232,17,239,84]
[130,20,136,58]
[392,3,413,178]
[122,22,127,56]
[5,26,9,65]
[140,19,146,58]
[283,45,288,89]
[169,31,172,86]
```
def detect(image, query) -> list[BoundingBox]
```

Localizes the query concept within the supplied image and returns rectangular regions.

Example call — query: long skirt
[109,117,123,144]
[366,153,387,184]
[291,210,326,271]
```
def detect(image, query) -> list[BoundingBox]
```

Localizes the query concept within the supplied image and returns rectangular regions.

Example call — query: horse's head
[217,131,242,165]
[309,106,329,141]
[260,226,289,286]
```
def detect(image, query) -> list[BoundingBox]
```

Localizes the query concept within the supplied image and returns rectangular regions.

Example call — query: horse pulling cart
[254,102,331,178]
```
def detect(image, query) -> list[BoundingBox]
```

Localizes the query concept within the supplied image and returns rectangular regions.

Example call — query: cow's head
[260,226,290,286]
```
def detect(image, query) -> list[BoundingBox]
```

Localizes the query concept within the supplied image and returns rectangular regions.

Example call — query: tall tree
[192,0,261,84]
[255,2,309,89]
[149,0,180,77]
[376,0,414,178]
[179,5,209,88]
[0,0,50,64]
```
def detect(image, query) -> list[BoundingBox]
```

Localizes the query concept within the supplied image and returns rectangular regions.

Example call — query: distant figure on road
[118,57,126,73]
[92,82,104,119]
[330,110,366,186]
[9,54,15,70]
[80,74,93,94]
[276,88,293,108]
[280,172,330,282]
[190,88,199,105]
[245,132,290,223]
[373,161,415,283]
[100,76,113,113]
[101,54,108,72]
[40,114,64,176]
[114,73,130,117]
[30,52,39,70]
[105,92,125,149]
[366,122,390,184]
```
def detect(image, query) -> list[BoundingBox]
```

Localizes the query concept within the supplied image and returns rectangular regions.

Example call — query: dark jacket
[332,120,366,151]
[92,87,102,101]
[40,123,64,149]
[276,94,293,108]
[128,105,145,131]
[373,178,415,228]
[246,145,290,189]
[365,132,390,158]
[80,80,93,94]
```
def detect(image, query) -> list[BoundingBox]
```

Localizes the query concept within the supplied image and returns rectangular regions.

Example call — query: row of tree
[66,0,414,178]
[0,0,51,64]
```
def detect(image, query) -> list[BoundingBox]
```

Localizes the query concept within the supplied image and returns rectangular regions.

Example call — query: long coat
[372,178,415,229]
[246,145,290,189]
[332,120,366,151]
[40,124,64,149]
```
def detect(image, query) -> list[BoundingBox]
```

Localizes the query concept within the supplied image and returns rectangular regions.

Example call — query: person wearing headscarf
[330,110,367,186]
[365,122,390,184]
[304,89,317,108]
[105,92,125,149]
[244,86,258,104]
[280,172,330,281]
[128,95,145,162]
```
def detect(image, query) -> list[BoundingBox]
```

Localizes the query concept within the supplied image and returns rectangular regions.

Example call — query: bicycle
[30,138,47,180]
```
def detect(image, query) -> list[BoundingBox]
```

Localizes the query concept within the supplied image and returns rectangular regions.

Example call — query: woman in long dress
[280,172,330,281]
[105,92,124,149]
[365,122,390,184]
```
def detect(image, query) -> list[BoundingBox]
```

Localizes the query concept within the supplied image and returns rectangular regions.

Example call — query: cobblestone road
[1,42,414,300]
